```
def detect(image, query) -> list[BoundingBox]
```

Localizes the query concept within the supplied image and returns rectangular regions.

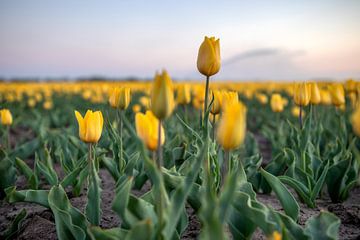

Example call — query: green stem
[299,105,303,129]
[212,114,216,142]
[156,119,164,238]
[203,76,210,129]
[7,126,10,150]
[221,150,230,187]
[118,110,124,173]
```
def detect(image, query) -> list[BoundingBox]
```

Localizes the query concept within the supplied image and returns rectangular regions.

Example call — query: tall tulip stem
[118,110,124,173]
[204,76,210,124]
[212,114,216,142]
[6,126,10,150]
[299,105,303,129]
[221,150,230,187]
[157,120,163,169]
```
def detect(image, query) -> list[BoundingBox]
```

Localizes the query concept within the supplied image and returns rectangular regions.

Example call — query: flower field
[0,38,360,240]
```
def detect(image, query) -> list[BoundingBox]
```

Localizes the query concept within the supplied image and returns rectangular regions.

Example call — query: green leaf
[279,175,313,208]
[87,226,127,240]
[310,162,329,201]
[48,185,89,240]
[5,187,49,207]
[304,211,340,240]
[0,149,16,191]
[260,168,300,221]
[125,219,153,240]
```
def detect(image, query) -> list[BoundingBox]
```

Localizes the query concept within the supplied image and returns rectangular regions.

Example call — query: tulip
[291,106,304,118]
[176,84,191,105]
[109,87,131,110]
[197,36,221,77]
[255,93,268,105]
[309,82,321,105]
[329,83,345,107]
[320,90,332,105]
[0,109,13,126]
[268,231,282,240]
[210,90,222,115]
[74,110,104,143]
[28,98,36,108]
[139,96,151,109]
[135,111,165,151]
[220,91,239,111]
[351,106,360,137]
[43,100,53,110]
[132,104,141,113]
[293,82,311,106]
[216,101,247,150]
[150,70,175,120]
[270,94,284,113]
[345,79,357,93]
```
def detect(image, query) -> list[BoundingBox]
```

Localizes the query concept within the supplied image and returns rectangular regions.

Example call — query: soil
[1,135,359,239]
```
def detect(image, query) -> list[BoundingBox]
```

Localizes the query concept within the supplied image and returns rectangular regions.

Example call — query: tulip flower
[150,70,175,120]
[176,84,191,105]
[293,82,311,107]
[309,82,321,105]
[216,101,246,151]
[270,94,284,113]
[135,111,165,151]
[0,109,13,126]
[320,90,332,105]
[74,110,104,143]
[351,106,360,137]
[197,36,221,77]
[221,91,239,111]
[291,106,304,118]
[210,90,222,115]
[345,79,357,93]
[139,96,151,109]
[109,87,131,110]
[132,104,141,113]
[255,93,268,105]
[197,36,221,128]
[43,100,53,110]
[329,83,345,107]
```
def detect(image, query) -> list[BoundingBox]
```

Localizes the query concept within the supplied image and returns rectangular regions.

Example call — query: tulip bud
[43,100,53,110]
[309,82,321,105]
[216,101,246,150]
[109,87,131,110]
[329,83,345,107]
[291,106,304,118]
[75,110,104,143]
[270,94,284,112]
[135,111,165,151]
[197,36,221,77]
[176,84,191,105]
[132,104,141,113]
[345,79,357,93]
[210,90,222,115]
[351,106,360,137]
[221,91,239,111]
[139,96,151,109]
[255,93,268,105]
[320,90,332,105]
[0,109,13,125]
[293,82,311,106]
[150,70,175,119]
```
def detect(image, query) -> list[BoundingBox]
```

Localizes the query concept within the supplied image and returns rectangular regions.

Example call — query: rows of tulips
[0,36,359,240]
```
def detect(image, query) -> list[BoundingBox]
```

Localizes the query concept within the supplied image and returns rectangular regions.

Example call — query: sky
[0,0,360,81]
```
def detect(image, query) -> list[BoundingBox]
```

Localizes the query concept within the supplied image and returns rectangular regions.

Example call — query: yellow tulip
[329,83,345,107]
[320,90,332,105]
[255,93,268,105]
[345,79,357,93]
[176,84,191,105]
[28,98,36,108]
[270,94,284,112]
[210,90,222,115]
[221,91,239,111]
[150,70,175,119]
[291,106,304,117]
[109,87,131,110]
[216,101,246,150]
[293,82,311,106]
[267,231,282,240]
[0,109,13,125]
[349,92,357,108]
[74,110,104,143]
[139,96,151,109]
[43,100,53,110]
[135,110,165,151]
[132,104,141,113]
[309,82,321,105]
[351,106,360,137]
[197,36,221,77]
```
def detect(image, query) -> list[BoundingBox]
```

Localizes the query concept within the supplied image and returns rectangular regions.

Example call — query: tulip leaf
[48,185,89,240]
[304,211,340,240]
[87,226,127,240]
[260,168,299,221]
[5,186,49,207]
[2,208,27,240]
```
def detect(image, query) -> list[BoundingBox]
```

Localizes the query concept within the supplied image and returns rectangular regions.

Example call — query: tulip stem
[212,114,216,142]
[118,110,124,173]
[6,126,10,150]
[203,76,210,125]
[299,105,303,129]
[221,150,230,187]
[157,120,163,169]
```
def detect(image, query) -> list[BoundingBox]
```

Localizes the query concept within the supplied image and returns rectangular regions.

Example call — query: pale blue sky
[0,0,359,80]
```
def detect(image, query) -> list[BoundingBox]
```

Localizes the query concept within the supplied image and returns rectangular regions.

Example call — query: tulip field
[0,38,360,240]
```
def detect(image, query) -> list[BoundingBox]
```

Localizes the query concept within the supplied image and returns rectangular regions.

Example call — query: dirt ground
[0,133,359,239]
